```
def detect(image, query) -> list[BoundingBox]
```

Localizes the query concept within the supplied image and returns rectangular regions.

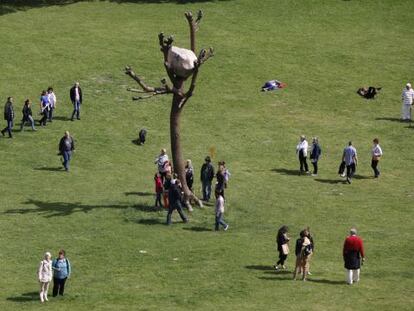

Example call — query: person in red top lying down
[343,228,365,285]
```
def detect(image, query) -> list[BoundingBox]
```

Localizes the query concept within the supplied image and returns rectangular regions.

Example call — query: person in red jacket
[154,172,163,208]
[343,228,365,285]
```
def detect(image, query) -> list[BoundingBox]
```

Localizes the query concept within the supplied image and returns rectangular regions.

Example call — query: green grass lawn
[0,0,413,310]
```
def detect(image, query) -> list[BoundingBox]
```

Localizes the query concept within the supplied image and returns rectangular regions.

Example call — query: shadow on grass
[4,199,158,217]
[182,226,213,232]
[314,178,345,184]
[270,168,300,176]
[375,117,403,122]
[245,265,275,271]
[306,278,345,285]
[34,166,63,172]
[53,116,72,121]
[258,276,292,281]
[124,191,153,197]
[135,218,165,225]
[1,0,233,16]
[7,292,39,302]
[353,175,372,180]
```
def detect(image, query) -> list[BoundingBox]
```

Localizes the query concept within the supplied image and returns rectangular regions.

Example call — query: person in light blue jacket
[52,249,71,297]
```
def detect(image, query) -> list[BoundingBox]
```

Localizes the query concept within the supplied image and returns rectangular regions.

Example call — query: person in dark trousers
[309,137,321,176]
[20,99,36,131]
[214,190,228,231]
[296,135,309,174]
[371,138,383,178]
[59,131,75,172]
[274,225,290,270]
[70,82,82,121]
[1,97,14,138]
[342,141,358,184]
[39,90,50,127]
[185,159,194,193]
[47,87,57,122]
[138,128,147,145]
[52,249,71,297]
[166,179,188,225]
[200,156,215,202]
[154,172,163,208]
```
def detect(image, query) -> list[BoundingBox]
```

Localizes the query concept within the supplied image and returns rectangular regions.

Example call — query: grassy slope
[0,0,413,310]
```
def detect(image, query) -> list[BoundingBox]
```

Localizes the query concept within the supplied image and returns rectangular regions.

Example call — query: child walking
[154,172,163,208]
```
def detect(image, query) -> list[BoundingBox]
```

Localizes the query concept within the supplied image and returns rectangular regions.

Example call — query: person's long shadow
[4,199,158,217]
[306,278,344,285]
[7,292,38,302]
[135,218,165,225]
[245,265,275,271]
[182,226,213,232]
[34,166,63,172]
[375,117,402,122]
[353,175,372,180]
[53,116,72,121]
[271,168,301,176]
[124,191,153,197]
[314,178,345,184]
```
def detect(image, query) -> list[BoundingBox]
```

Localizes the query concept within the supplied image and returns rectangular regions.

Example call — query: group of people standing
[296,135,383,183]
[153,149,230,231]
[37,249,71,303]
[275,226,365,285]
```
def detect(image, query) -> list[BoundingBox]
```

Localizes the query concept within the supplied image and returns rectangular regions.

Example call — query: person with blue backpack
[52,249,71,297]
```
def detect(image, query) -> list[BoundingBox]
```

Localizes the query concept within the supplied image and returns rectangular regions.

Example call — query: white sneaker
[311,174,317,177]
[340,173,346,177]
[224,225,229,231]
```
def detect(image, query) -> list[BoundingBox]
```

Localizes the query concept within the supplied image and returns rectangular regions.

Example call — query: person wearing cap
[296,135,309,174]
[343,228,365,285]
[200,156,215,202]
[52,249,71,297]
[401,83,414,121]
[342,141,358,184]
[70,82,82,121]
[38,251,53,303]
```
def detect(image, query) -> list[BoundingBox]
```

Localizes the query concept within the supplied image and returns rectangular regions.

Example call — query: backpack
[303,244,312,257]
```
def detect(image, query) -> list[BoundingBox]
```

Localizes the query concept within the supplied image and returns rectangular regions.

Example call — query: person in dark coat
[39,90,50,127]
[59,131,75,172]
[200,156,214,202]
[70,82,82,121]
[274,225,290,270]
[185,159,194,192]
[20,99,36,131]
[343,228,365,285]
[166,179,188,225]
[138,128,147,145]
[1,97,14,138]
[309,137,321,176]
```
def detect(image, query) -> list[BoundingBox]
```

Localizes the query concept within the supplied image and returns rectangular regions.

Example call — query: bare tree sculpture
[125,11,213,209]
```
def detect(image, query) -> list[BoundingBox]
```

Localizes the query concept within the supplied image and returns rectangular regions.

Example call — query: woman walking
[38,252,53,303]
[274,225,290,270]
[20,99,36,131]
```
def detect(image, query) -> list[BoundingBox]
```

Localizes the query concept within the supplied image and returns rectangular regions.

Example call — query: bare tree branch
[185,10,203,53]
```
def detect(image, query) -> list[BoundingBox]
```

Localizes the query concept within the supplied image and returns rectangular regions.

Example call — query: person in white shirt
[154,148,169,179]
[371,138,383,178]
[215,190,228,231]
[401,83,414,121]
[47,87,57,122]
[296,135,309,174]
[70,82,82,121]
[38,252,53,303]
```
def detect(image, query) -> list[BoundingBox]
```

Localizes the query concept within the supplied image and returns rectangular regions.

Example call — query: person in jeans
[59,131,75,172]
[342,141,358,184]
[296,135,309,174]
[39,90,50,126]
[47,87,57,122]
[343,228,365,285]
[200,156,215,202]
[70,82,82,121]
[214,190,228,231]
[1,97,14,138]
[52,249,71,297]
[401,82,414,121]
[371,138,383,178]
[274,225,290,270]
[309,137,321,176]
[166,179,188,225]
[20,99,36,131]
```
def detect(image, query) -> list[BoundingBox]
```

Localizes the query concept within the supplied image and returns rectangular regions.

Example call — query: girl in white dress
[37,252,52,303]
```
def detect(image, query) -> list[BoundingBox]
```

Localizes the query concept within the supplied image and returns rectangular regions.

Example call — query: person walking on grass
[1,97,14,138]
[343,228,365,285]
[39,90,50,127]
[58,131,75,172]
[401,82,414,121]
[166,179,188,225]
[215,190,228,231]
[20,99,36,131]
[293,229,312,281]
[310,137,321,176]
[52,249,71,297]
[274,225,290,270]
[371,138,383,178]
[342,141,358,184]
[154,172,163,208]
[70,82,82,121]
[200,156,215,202]
[296,135,309,174]
[47,87,57,122]
[38,251,53,303]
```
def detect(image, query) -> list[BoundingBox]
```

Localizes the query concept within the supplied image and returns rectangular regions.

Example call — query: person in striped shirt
[401,83,414,121]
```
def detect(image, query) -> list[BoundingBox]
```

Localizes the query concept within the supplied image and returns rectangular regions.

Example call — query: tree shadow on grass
[182,226,213,232]
[314,178,345,184]
[7,292,38,302]
[124,191,153,197]
[4,199,158,218]
[270,168,301,176]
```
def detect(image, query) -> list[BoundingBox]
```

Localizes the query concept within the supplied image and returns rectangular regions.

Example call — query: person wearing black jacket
[70,82,82,121]
[166,179,188,225]
[59,131,75,172]
[274,225,290,270]
[200,156,215,202]
[1,97,14,138]
[20,99,36,131]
